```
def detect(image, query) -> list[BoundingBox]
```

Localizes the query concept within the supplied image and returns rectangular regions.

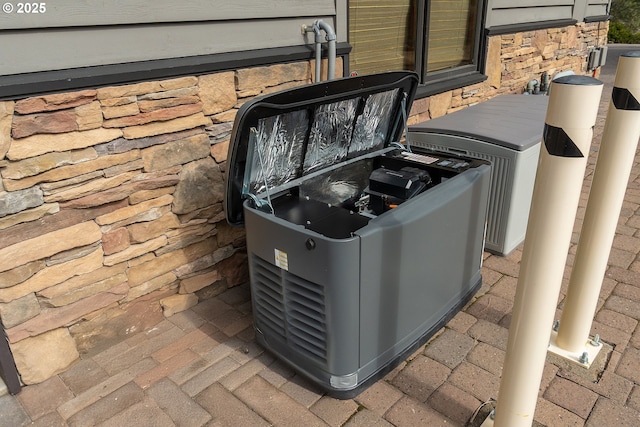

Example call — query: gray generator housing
[409,95,548,255]
[224,72,491,397]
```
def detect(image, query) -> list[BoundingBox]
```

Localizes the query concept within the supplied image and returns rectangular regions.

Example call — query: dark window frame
[346,0,488,98]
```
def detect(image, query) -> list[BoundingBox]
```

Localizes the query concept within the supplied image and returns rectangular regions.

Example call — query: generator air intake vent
[251,254,328,364]
[285,274,327,362]
[252,255,286,339]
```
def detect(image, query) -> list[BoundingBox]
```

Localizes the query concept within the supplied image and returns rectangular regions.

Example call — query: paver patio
[0,62,639,427]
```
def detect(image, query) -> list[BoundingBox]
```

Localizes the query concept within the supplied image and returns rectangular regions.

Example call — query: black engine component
[366,166,433,214]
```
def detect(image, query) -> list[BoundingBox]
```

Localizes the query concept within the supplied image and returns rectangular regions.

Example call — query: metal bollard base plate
[547,330,603,368]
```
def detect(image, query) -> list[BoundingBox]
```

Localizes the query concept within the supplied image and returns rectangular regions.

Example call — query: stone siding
[0,21,606,386]
[0,62,320,384]
[408,22,609,123]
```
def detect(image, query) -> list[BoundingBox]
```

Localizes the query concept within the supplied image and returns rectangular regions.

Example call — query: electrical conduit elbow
[303,19,337,82]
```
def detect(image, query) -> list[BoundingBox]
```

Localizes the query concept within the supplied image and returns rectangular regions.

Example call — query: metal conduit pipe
[303,23,323,82]
[302,19,337,82]
[315,19,336,80]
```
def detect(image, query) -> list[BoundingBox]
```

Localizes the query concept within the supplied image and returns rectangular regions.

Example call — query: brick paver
[257,358,296,388]
[615,282,640,303]
[539,362,560,393]
[590,319,632,351]
[385,395,457,426]
[343,408,394,427]
[391,355,451,402]
[151,324,217,363]
[234,376,328,427]
[134,348,200,389]
[595,308,639,333]
[27,411,67,427]
[16,376,73,421]
[3,53,640,427]
[426,382,482,425]
[467,293,513,324]
[218,353,274,391]
[604,295,640,320]
[181,356,241,397]
[449,361,500,402]
[354,379,403,415]
[0,394,30,426]
[466,342,505,376]
[628,386,640,413]
[467,319,509,351]
[424,328,476,369]
[482,255,521,277]
[559,367,635,404]
[488,275,518,301]
[165,308,207,332]
[96,326,184,376]
[279,375,325,408]
[631,323,640,348]
[447,311,478,334]
[616,346,640,384]
[67,382,144,427]
[195,383,270,426]
[543,377,599,418]
[534,397,585,427]
[586,397,640,427]
[147,378,212,427]
[57,358,157,420]
[58,358,110,395]
[99,396,176,427]
[310,396,360,427]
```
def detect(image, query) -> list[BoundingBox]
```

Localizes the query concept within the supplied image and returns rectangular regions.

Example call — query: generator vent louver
[481,153,510,247]
[251,254,328,364]
[285,273,327,361]
[251,256,286,338]
[412,141,511,250]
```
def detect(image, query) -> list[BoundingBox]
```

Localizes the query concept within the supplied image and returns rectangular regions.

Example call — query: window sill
[415,72,488,99]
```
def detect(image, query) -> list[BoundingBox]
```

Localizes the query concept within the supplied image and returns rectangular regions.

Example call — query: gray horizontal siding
[585,0,610,18]
[487,0,575,28]
[0,0,348,77]
[492,0,574,7]
[0,0,335,29]
[1,17,338,75]
[486,0,610,29]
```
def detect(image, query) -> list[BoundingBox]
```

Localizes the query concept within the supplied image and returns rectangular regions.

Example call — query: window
[348,0,485,91]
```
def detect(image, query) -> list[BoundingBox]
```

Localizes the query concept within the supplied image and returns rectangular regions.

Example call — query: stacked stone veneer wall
[0,21,605,386]
[408,22,609,123]
[0,63,322,385]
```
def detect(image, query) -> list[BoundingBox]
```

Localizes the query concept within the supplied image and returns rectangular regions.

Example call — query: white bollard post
[555,52,640,356]
[492,75,603,427]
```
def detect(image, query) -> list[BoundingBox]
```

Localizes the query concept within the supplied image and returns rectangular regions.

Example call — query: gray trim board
[0,43,352,100]
[584,15,610,22]
[486,19,578,36]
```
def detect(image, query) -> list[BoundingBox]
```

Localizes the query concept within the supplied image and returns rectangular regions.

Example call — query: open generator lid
[224,71,419,226]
